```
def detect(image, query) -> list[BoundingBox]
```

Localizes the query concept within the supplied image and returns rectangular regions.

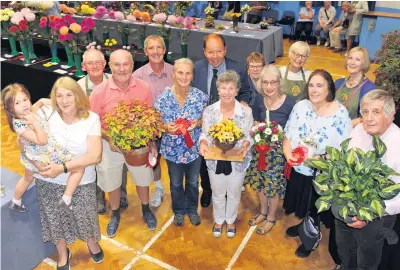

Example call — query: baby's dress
[13,113,74,173]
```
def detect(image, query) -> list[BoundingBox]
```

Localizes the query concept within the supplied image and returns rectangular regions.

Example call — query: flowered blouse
[200,100,254,175]
[13,110,74,172]
[284,99,352,176]
[155,86,208,164]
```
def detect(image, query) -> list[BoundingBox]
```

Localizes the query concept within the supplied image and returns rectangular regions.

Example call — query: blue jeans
[166,157,201,215]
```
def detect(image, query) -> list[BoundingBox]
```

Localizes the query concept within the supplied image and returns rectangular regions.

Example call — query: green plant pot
[121,32,128,46]
[64,46,75,67]
[8,36,19,56]
[50,43,60,63]
[102,32,110,43]
[181,43,187,58]
[88,30,94,43]
[73,54,85,77]
[163,38,171,61]
[19,41,30,65]
[27,39,38,60]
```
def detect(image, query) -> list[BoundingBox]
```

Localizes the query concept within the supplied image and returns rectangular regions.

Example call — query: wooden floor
[1,39,378,270]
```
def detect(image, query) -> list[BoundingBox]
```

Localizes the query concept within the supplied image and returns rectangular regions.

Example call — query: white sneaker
[150,187,165,208]
[316,38,321,46]
[324,40,330,47]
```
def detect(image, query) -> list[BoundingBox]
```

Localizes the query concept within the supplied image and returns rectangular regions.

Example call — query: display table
[1,168,56,270]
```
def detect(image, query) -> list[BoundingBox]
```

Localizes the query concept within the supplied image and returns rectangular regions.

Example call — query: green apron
[336,76,367,119]
[85,73,108,97]
[283,66,307,103]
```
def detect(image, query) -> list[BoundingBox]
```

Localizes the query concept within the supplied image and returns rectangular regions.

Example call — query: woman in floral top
[282,70,352,258]
[155,58,208,227]
[200,70,253,238]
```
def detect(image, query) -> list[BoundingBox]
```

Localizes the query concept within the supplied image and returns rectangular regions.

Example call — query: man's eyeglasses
[84,61,103,66]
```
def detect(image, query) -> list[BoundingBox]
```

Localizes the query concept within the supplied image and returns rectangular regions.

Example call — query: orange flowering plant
[104,100,165,151]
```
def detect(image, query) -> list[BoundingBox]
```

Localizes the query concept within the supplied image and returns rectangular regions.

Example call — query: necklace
[171,86,188,101]
[346,74,363,88]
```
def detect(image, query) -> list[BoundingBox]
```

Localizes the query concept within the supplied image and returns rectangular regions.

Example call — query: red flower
[19,24,28,31]
[64,33,73,41]
[81,26,89,33]
[250,131,255,137]
[49,21,56,28]
[272,128,278,134]
[53,17,60,23]
[49,15,56,22]
[40,17,48,22]
[271,121,278,126]
[258,125,265,131]
[9,26,19,33]
[19,19,27,26]
[39,21,47,28]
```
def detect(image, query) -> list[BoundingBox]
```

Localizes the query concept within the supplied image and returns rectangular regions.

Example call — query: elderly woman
[283,70,352,258]
[346,1,369,56]
[279,41,312,103]
[36,77,103,268]
[245,65,295,235]
[295,1,315,42]
[247,52,265,94]
[154,58,208,227]
[200,70,253,238]
[335,47,376,127]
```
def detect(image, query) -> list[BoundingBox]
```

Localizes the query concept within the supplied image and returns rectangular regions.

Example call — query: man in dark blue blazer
[193,33,252,208]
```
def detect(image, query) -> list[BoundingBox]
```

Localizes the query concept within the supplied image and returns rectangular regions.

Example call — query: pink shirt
[348,123,400,215]
[132,62,174,105]
[89,75,152,128]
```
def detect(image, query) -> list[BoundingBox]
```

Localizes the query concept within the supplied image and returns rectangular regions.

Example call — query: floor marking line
[142,254,180,270]
[226,226,257,270]
[142,215,174,253]
[42,257,57,267]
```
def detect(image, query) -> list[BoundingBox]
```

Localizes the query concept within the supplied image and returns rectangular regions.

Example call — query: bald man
[90,50,157,237]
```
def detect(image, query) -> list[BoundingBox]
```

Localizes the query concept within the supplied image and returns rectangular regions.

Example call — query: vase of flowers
[250,120,284,170]
[208,119,244,154]
[104,99,165,166]
[177,17,193,58]
[19,40,30,65]
[232,13,241,33]
[39,16,61,63]
[8,20,31,64]
[259,20,269,30]
[1,8,20,56]
[204,5,215,29]
[305,135,400,222]
[241,4,251,23]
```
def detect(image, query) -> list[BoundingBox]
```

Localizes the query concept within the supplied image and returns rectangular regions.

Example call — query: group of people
[296,1,368,57]
[2,30,399,270]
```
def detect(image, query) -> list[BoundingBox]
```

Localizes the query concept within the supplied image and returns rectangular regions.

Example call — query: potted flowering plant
[76,3,95,16]
[208,119,244,154]
[103,38,117,56]
[305,136,400,222]
[39,15,61,63]
[250,121,284,170]
[176,17,193,57]
[104,99,165,166]
[259,20,270,30]
[231,13,242,33]
[204,5,215,29]
[10,8,37,61]
[0,8,19,56]
[240,4,251,23]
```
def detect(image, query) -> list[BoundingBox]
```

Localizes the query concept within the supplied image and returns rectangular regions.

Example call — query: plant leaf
[339,205,348,219]
[359,208,373,221]
[370,200,384,217]
[372,134,387,158]
[315,197,331,213]
[304,158,329,171]
[340,138,351,152]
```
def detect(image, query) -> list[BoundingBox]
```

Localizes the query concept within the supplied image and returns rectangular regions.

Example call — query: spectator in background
[346,1,369,56]
[208,1,222,20]
[315,1,336,46]
[295,1,315,43]
[329,1,353,53]
[246,1,269,24]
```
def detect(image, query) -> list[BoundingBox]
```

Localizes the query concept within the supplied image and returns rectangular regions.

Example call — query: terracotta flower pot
[122,146,149,166]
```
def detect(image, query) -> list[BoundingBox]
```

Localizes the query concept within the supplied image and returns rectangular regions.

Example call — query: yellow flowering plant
[104,38,117,56]
[232,13,242,18]
[104,100,165,151]
[208,119,243,144]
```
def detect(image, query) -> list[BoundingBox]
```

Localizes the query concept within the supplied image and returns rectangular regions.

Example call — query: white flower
[259,122,266,127]
[271,134,279,142]
[126,46,131,50]
[123,46,127,49]
[251,126,257,132]
[255,134,261,143]
[264,128,272,135]
[96,45,101,50]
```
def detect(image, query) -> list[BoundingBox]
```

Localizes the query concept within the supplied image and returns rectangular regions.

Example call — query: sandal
[256,219,276,235]
[248,213,267,226]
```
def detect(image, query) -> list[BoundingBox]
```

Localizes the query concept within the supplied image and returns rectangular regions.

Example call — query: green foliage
[374,30,400,104]
[304,135,400,221]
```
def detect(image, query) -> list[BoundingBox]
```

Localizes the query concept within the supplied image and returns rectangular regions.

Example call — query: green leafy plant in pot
[304,135,400,223]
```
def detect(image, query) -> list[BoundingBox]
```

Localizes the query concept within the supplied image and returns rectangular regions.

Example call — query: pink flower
[82,18,95,29]
[250,131,255,137]
[126,15,136,22]
[11,12,24,25]
[20,8,32,16]
[258,125,265,131]
[49,21,56,28]
[39,21,47,28]
[96,6,107,14]
[108,11,115,19]
[24,12,36,22]
[64,14,73,22]
[153,13,167,23]
[176,16,184,24]
[271,121,278,126]
[93,11,104,19]
[58,34,66,41]
[114,11,125,21]
[64,33,73,41]
[167,15,177,24]
[81,26,90,33]
[272,128,278,134]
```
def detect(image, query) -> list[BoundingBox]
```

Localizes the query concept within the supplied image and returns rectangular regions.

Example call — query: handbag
[342,18,349,29]
[297,169,322,252]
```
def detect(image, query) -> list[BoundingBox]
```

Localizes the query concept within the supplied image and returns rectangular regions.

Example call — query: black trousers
[336,215,397,270]
[295,22,313,41]
[329,221,342,265]
[200,156,212,193]
[379,214,400,270]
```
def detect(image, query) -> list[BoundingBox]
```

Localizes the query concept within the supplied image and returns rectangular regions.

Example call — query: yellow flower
[7,10,14,17]
[108,43,113,47]
[111,39,117,45]
[88,8,95,14]
[2,14,9,21]
[105,39,110,43]
[69,23,82,34]
[3,8,10,14]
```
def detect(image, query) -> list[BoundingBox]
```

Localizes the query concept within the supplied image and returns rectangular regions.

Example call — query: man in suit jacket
[193,33,252,208]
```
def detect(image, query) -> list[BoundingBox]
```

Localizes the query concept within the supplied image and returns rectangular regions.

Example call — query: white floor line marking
[123,215,174,269]
[142,215,174,253]
[43,257,57,267]
[142,254,179,270]
[225,226,256,270]
[101,234,139,254]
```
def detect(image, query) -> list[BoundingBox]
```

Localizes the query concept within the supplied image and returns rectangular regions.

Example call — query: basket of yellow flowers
[208,119,243,154]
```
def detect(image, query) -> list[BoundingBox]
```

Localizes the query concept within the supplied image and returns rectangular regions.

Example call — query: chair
[278,11,296,38]
[262,9,279,25]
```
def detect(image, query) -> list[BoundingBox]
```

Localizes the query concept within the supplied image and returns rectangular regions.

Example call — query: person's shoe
[87,242,104,264]
[295,244,312,258]
[226,225,236,238]
[143,211,157,230]
[120,197,128,209]
[107,216,120,238]
[97,203,106,214]
[212,223,223,238]
[9,202,28,213]
[325,40,330,47]
[316,37,321,46]
[200,191,212,207]
[174,214,185,226]
[58,198,72,212]
[285,225,299,238]
[150,187,165,208]
[56,248,71,270]
[188,213,202,226]
[241,185,246,192]
[333,48,342,53]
